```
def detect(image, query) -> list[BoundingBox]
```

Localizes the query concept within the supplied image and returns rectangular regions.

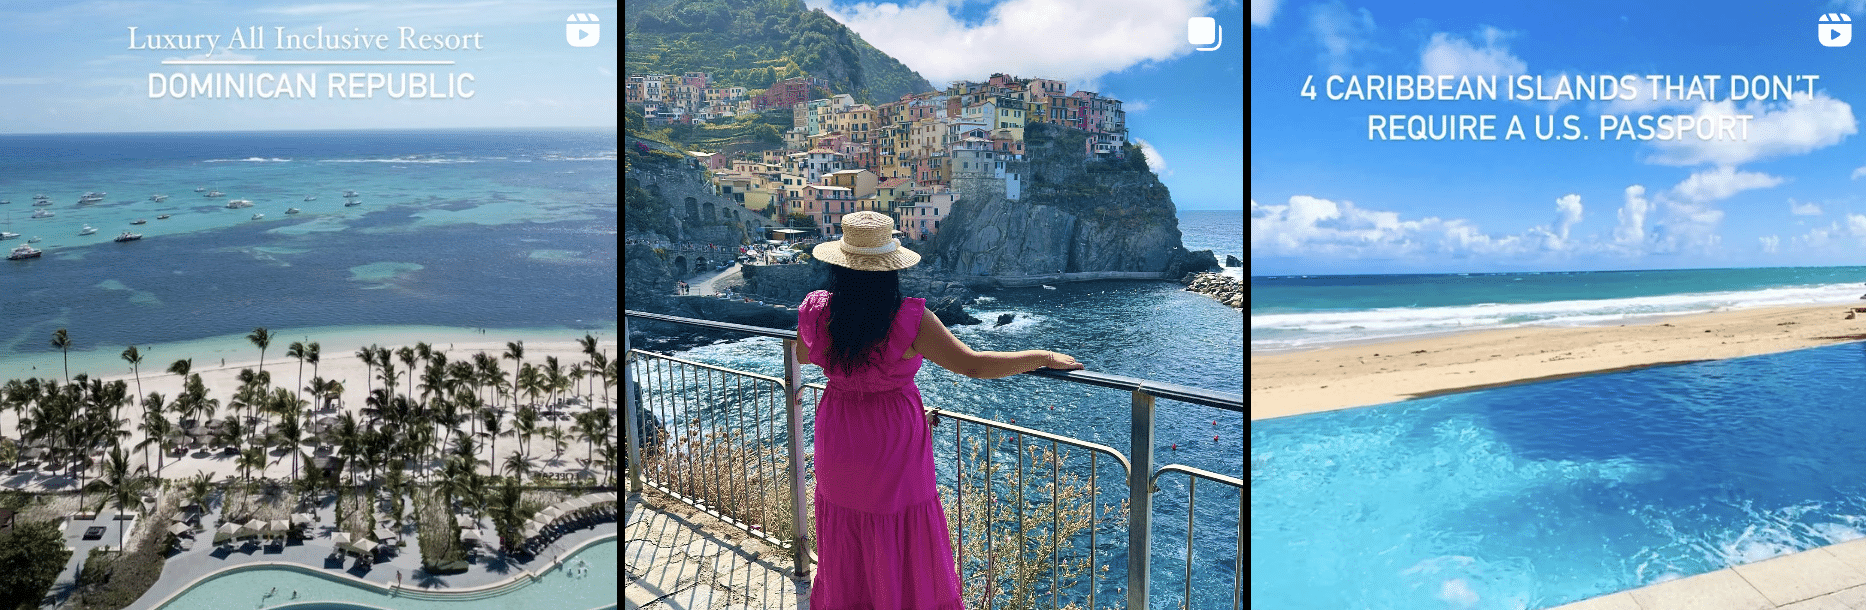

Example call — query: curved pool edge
[139,532,618,610]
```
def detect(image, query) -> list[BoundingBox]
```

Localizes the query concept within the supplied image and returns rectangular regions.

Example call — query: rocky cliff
[923,122,1219,288]
[739,261,982,325]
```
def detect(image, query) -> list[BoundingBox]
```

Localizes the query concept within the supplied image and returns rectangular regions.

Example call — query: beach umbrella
[373,527,396,542]
[354,538,378,554]
[522,523,539,539]
[460,528,481,542]
[215,521,240,544]
[456,515,475,528]
[539,506,564,522]
[271,519,290,538]
[168,522,191,536]
[291,513,314,525]
[332,531,351,548]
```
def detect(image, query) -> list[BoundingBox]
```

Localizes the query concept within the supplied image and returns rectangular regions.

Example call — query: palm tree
[578,333,600,411]
[287,341,308,417]
[121,345,144,422]
[167,358,192,379]
[397,346,418,401]
[184,472,216,514]
[502,341,524,411]
[92,445,146,551]
[135,392,170,476]
[239,445,268,488]
[542,426,568,459]
[269,388,306,482]
[247,327,273,375]
[502,450,531,483]
[512,406,538,464]
[479,410,504,477]
[573,409,611,471]
[356,345,378,399]
[51,328,71,383]
[305,342,321,406]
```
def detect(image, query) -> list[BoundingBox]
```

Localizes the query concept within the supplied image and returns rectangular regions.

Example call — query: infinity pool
[1252,342,1866,609]
[149,536,616,610]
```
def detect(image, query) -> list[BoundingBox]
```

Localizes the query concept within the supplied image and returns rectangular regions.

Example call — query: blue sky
[1252,0,1866,274]
[0,1,616,133]
[803,0,1245,211]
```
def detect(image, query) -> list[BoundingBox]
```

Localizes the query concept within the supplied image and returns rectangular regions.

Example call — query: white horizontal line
[159,60,457,65]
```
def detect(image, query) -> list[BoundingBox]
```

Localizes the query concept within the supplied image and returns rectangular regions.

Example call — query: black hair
[821,264,904,376]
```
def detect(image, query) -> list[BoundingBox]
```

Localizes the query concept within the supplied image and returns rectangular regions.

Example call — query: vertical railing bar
[732,373,745,523]
[781,338,812,578]
[757,379,771,534]
[623,318,643,494]
[1051,439,1059,610]
[1185,477,1195,610]
[955,417,965,591]
[985,426,994,610]
[1017,432,1026,605]
[1082,451,1089,610]
[1128,389,1155,610]
[681,360,697,500]
[1235,481,1244,610]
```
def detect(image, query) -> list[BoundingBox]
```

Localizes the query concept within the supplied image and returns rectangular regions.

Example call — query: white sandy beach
[0,332,617,490]
[1251,304,1866,420]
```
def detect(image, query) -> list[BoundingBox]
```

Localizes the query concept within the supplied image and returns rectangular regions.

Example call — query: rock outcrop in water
[1181,272,1243,310]
[922,122,1219,288]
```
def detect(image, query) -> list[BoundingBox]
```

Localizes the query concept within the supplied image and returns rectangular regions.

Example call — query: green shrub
[0,521,69,610]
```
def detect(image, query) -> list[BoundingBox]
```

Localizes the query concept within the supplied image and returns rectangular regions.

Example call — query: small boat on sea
[131,219,147,225]
[285,207,301,214]
[226,199,253,209]
[0,200,10,205]
[156,214,171,220]
[304,195,317,201]
[114,231,142,242]
[84,192,106,197]
[32,200,53,206]
[342,190,358,197]
[32,194,48,200]
[27,236,40,243]
[0,231,17,240]
[205,190,225,197]
[150,194,168,202]
[31,210,54,218]
[7,245,41,260]
[78,196,102,204]
[344,200,362,207]
[251,213,264,220]
[194,187,205,192]
[79,225,96,235]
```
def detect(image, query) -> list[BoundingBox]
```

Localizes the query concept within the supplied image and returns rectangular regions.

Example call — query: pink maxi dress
[798,289,966,610]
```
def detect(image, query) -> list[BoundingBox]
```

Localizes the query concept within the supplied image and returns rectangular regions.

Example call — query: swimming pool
[1252,342,1866,609]
[146,535,616,610]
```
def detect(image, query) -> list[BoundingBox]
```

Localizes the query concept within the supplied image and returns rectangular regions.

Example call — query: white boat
[285,207,301,214]
[251,213,265,220]
[303,195,317,201]
[150,194,168,202]
[344,200,362,207]
[79,225,96,235]
[205,190,225,197]
[78,196,101,204]
[0,200,10,205]
[7,245,41,260]
[32,194,48,200]
[84,191,106,197]
[342,190,359,197]
[114,231,142,242]
[156,214,170,220]
[32,200,53,206]
[31,210,53,218]
[193,187,205,192]
[27,236,40,243]
[0,231,17,240]
[226,199,254,209]
[131,219,147,225]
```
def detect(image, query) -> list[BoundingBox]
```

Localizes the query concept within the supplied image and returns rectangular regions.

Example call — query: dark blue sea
[644,207,1244,608]
[0,129,617,375]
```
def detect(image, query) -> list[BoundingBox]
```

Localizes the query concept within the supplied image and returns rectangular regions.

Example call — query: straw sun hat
[811,211,921,271]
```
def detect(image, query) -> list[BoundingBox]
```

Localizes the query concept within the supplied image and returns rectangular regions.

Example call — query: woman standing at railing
[796,211,1082,610]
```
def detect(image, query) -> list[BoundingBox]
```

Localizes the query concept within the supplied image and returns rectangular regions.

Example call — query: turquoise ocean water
[1252,266,1866,351]
[0,129,617,377]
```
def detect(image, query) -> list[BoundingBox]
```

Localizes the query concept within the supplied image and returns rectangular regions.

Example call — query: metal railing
[623,309,1242,609]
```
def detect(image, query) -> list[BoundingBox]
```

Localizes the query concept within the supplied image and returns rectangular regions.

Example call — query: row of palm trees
[3,327,620,549]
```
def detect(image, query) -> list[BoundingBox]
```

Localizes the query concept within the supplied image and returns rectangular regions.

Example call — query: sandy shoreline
[1251,305,1866,420]
[1,332,618,487]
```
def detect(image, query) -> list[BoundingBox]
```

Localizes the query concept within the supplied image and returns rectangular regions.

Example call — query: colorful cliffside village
[626,72,1129,241]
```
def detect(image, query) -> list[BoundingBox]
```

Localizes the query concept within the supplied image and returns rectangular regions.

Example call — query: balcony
[624,310,1242,609]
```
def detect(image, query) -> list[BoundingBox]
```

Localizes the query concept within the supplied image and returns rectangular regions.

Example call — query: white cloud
[1651,196,1725,253]
[1613,185,1650,245]
[812,0,1205,86]
[1309,1,1377,74]
[1798,225,1832,248]
[0,77,53,85]
[1790,199,1823,216]
[1669,167,1784,203]
[1851,165,1866,180]
[1599,74,1697,114]
[1133,138,1170,177]
[1251,195,1531,260]
[1760,235,1780,253]
[1420,26,1525,78]
[1253,0,1281,26]
[1851,214,1866,237]
[1646,92,1858,167]
[1553,193,1583,240]
[1124,99,1151,113]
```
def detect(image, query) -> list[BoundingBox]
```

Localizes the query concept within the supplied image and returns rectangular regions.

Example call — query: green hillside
[625,0,935,105]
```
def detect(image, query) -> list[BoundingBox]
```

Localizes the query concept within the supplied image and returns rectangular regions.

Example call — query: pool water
[1252,342,1866,609]
[150,537,616,610]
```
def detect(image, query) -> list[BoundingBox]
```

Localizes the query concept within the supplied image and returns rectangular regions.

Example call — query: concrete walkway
[1553,537,1866,610]
[685,263,743,297]
[625,488,809,610]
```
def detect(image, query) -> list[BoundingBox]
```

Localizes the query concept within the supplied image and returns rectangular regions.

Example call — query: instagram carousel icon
[1820,13,1851,47]
[566,13,601,47]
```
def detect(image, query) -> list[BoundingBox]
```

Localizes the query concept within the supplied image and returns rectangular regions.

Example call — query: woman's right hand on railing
[1042,351,1084,371]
